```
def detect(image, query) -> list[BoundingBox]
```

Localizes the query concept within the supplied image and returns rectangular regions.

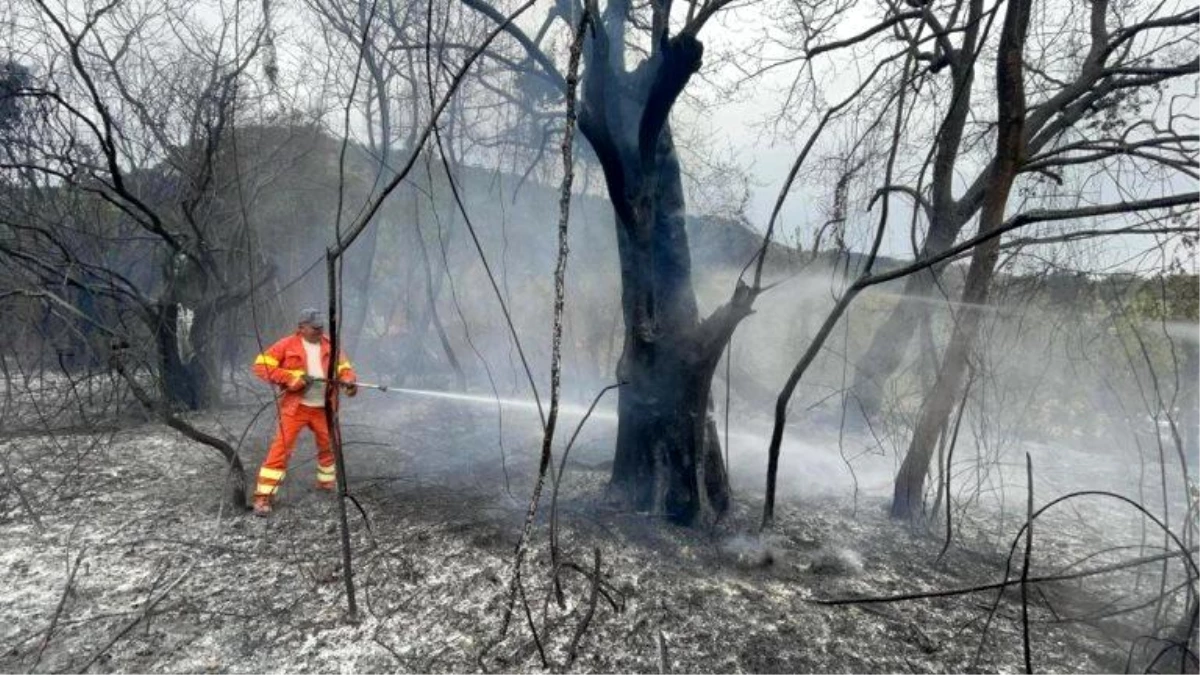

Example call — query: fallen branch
[33,546,86,671]
[565,548,602,668]
[558,560,625,613]
[820,493,1200,666]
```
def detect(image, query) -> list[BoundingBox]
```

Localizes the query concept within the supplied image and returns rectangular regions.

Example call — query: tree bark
[605,130,733,524]
[891,239,1000,518]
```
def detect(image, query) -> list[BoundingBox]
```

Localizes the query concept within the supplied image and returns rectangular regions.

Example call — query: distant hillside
[443,161,812,278]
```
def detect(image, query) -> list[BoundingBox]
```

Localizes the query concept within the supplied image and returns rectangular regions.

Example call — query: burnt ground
[0,384,1196,673]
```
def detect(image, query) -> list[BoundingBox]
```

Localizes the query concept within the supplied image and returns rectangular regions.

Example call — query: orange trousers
[255,404,336,497]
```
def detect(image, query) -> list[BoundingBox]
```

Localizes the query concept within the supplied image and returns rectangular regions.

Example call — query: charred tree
[891,0,1032,520]
[455,0,771,524]
[6,2,280,412]
[578,17,744,524]
[152,299,227,410]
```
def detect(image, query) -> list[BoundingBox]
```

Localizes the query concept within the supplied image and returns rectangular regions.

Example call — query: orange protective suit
[251,333,356,498]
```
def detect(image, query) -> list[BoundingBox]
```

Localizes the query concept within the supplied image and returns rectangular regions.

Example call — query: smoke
[1163,320,1200,344]
[225,116,1196,549]
[720,533,784,568]
[807,547,863,576]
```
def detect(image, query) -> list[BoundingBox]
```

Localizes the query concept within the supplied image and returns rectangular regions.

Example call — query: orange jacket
[252,333,357,416]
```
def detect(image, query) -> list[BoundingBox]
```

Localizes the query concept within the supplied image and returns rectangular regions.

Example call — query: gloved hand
[341,380,358,397]
[287,375,310,392]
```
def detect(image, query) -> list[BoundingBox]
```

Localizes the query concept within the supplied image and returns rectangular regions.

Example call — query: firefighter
[250,308,357,516]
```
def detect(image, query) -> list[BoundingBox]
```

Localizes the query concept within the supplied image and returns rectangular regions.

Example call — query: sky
[16,0,1193,274]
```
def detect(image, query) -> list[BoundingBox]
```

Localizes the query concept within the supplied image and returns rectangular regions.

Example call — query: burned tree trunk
[612,364,729,521]
[892,0,1031,520]
[153,301,222,410]
[579,21,743,526]
[456,0,761,525]
[891,239,1001,518]
[607,133,732,521]
[155,302,200,409]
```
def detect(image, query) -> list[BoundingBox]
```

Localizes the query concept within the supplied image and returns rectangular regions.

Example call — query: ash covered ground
[0,380,1195,673]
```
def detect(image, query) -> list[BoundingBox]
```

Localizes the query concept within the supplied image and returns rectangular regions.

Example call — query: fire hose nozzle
[311,377,390,393]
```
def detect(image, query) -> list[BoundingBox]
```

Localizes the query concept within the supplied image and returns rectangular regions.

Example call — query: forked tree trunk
[891,0,1031,520]
[851,2,983,423]
[579,27,742,526]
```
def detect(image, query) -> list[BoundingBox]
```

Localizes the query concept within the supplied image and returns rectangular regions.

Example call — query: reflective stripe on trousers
[256,405,335,497]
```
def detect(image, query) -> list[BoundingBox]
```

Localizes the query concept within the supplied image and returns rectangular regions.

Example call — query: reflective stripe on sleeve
[254,354,280,367]
[336,361,352,374]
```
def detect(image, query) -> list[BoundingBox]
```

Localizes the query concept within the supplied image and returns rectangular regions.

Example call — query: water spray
[310,377,618,421]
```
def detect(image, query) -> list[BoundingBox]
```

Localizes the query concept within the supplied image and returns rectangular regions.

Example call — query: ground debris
[0,399,1167,673]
